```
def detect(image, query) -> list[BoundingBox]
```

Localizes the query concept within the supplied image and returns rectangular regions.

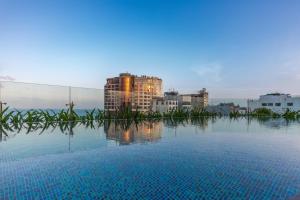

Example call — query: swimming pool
[1,118,300,199]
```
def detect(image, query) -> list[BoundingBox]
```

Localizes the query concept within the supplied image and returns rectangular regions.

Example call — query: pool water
[1,118,300,199]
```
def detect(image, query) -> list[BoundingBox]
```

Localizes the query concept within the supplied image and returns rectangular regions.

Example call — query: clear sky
[0,0,300,98]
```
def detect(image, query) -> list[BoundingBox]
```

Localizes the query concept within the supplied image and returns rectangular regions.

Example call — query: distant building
[178,88,208,110]
[151,89,209,113]
[248,93,300,114]
[104,73,163,112]
[206,103,242,115]
[238,107,248,114]
[151,91,178,113]
[177,95,192,111]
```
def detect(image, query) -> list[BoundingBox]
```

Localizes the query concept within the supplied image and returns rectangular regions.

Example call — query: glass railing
[0,81,104,112]
[0,81,250,113]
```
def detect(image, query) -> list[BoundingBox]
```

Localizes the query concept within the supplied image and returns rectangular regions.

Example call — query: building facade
[206,103,243,115]
[151,91,178,113]
[151,89,209,113]
[104,73,163,112]
[178,88,209,110]
[177,95,192,110]
[248,93,300,114]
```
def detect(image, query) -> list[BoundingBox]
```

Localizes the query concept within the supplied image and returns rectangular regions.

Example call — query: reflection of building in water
[190,118,209,130]
[104,121,163,145]
[163,118,209,131]
[255,118,294,129]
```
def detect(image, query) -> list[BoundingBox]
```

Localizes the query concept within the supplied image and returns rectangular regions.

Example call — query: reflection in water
[0,117,300,167]
[163,117,210,130]
[0,127,6,142]
[246,117,300,129]
[0,124,14,142]
[104,120,163,145]
[0,117,299,145]
[1,120,300,199]
[259,118,298,129]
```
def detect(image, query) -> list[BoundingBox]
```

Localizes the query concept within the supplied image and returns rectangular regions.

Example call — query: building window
[275,103,281,106]
[268,103,273,106]
[287,103,293,106]
[262,103,267,106]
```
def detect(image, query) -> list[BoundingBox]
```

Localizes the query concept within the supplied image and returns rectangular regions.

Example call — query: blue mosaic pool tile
[1,128,300,199]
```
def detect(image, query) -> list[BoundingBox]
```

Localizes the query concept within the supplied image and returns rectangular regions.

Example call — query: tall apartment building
[104,73,163,112]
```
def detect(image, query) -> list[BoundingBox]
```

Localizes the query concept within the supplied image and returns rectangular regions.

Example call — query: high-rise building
[104,73,163,112]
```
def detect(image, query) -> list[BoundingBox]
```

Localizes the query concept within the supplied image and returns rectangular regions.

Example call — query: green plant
[0,107,14,124]
[251,108,273,116]
[282,109,298,120]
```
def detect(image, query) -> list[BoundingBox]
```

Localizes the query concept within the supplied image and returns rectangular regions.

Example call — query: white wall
[151,99,178,113]
[248,95,300,113]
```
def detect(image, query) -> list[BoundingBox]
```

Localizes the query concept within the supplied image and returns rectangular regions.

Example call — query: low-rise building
[177,94,192,111]
[248,93,300,114]
[206,103,241,115]
[151,91,178,113]
[178,88,208,110]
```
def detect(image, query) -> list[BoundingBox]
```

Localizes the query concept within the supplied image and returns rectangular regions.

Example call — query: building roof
[265,93,290,96]
[164,91,178,96]
[267,93,281,96]
[152,97,164,101]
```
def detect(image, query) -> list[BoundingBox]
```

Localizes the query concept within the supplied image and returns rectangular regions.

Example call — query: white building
[151,91,178,113]
[248,93,300,114]
[151,89,209,113]
[151,97,178,113]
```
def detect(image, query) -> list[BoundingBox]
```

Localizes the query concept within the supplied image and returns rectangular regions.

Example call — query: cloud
[0,75,15,81]
[191,62,223,83]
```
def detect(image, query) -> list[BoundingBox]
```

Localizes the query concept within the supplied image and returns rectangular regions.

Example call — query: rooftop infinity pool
[1,118,300,199]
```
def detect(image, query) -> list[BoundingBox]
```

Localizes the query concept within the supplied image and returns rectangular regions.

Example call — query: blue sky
[0,0,300,98]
